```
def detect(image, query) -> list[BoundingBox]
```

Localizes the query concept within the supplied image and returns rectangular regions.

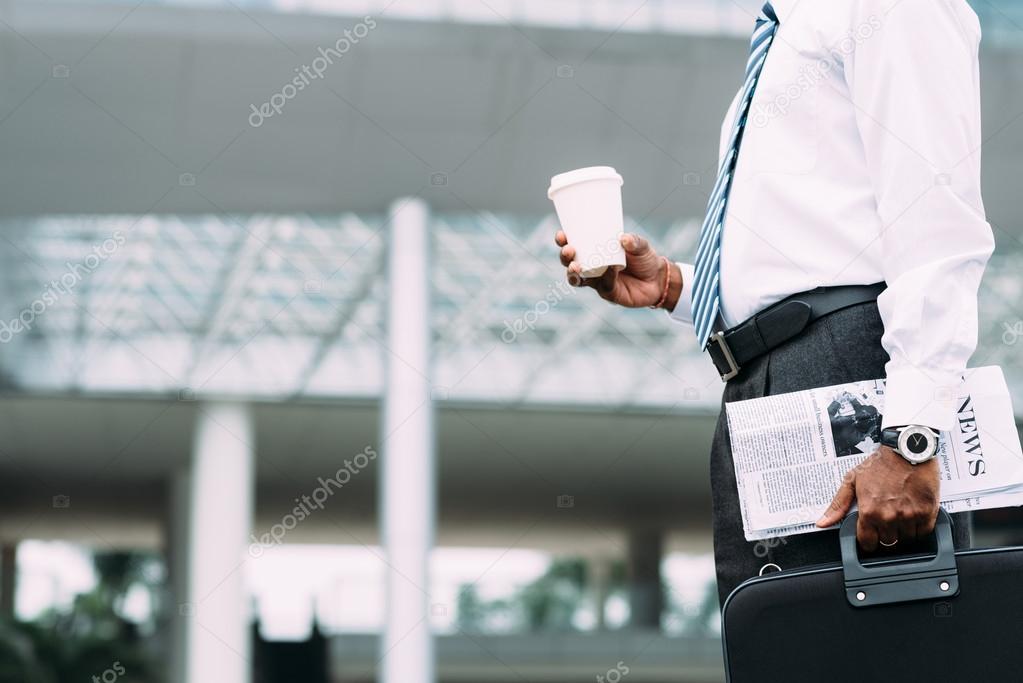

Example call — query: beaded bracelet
[650,256,672,310]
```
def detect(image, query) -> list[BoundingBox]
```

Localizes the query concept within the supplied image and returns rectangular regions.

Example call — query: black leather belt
[706,282,887,382]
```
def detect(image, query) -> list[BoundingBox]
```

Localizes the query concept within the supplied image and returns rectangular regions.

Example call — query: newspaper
[725,366,1023,541]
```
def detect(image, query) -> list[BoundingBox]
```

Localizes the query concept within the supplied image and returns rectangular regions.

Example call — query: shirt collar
[764,0,796,23]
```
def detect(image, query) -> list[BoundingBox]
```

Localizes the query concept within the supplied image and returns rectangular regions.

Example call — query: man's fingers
[875,521,899,549]
[896,517,918,547]
[566,262,590,287]
[560,245,576,268]
[857,515,879,553]
[870,508,905,550]
[594,267,619,298]
[620,233,651,255]
[566,262,606,292]
[915,506,940,537]
[555,230,568,247]
[816,477,855,528]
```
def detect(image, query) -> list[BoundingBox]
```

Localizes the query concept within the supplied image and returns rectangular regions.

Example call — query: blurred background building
[0,0,1022,681]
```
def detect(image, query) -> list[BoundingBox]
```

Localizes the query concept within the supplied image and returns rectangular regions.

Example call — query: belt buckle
[708,331,741,382]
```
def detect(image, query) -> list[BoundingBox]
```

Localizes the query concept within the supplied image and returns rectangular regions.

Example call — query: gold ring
[879,538,898,547]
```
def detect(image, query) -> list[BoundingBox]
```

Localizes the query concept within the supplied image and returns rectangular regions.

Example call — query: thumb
[816,474,855,528]
[620,233,652,257]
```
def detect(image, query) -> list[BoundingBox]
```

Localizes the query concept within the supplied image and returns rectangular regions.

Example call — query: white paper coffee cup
[547,166,626,278]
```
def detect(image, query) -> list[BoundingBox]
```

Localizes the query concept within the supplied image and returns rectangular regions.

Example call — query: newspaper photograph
[725,366,1023,541]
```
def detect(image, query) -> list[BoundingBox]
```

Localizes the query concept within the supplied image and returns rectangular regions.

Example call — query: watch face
[898,426,937,464]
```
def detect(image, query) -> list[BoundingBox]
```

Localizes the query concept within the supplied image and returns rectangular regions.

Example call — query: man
[827,393,881,457]
[556,0,994,606]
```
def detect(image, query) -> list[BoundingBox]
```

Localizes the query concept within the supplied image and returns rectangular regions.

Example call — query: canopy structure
[0,212,721,406]
[0,212,1020,410]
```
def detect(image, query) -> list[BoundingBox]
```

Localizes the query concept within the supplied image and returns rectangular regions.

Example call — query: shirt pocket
[743,71,820,175]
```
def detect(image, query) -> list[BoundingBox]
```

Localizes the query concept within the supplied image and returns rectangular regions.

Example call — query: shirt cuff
[881,363,963,432]
[666,262,696,326]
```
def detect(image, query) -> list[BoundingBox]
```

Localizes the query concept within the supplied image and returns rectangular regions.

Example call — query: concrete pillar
[167,469,191,683]
[589,556,613,631]
[183,403,256,683]
[1,543,16,619]
[379,197,435,683]
[627,529,664,630]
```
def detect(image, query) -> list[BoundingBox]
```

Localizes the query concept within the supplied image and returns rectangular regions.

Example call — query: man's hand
[555,231,682,310]
[816,446,940,551]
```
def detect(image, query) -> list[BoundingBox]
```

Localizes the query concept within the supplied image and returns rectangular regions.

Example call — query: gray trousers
[710,301,972,607]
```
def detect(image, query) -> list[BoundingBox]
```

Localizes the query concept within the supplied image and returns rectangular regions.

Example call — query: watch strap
[880,427,900,450]
[883,425,939,464]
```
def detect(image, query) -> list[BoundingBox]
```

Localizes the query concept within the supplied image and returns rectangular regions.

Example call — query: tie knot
[759,2,778,24]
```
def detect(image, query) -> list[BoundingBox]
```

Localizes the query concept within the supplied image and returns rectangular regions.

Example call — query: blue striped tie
[691,2,779,350]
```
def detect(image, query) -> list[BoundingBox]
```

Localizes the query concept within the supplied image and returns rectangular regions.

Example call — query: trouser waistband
[705,282,887,382]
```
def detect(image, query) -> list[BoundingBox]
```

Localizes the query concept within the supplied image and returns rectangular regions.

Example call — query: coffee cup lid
[548,166,623,199]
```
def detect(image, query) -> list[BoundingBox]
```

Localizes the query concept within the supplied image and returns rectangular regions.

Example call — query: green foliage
[455,556,719,636]
[518,558,586,631]
[0,550,160,682]
[455,584,508,632]
[456,557,588,633]
[668,581,720,637]
[0,622,50,683]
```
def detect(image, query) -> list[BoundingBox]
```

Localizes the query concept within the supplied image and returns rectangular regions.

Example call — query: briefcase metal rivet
[856,591,866,601]
[939,581,950,592]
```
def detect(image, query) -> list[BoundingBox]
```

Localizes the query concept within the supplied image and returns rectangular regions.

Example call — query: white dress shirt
[670,0,994,432]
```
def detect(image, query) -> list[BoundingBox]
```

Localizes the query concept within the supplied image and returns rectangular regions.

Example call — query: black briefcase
[722,510,1023,681]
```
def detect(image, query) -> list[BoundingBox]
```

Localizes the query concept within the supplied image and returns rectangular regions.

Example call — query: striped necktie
[691,2,779,350]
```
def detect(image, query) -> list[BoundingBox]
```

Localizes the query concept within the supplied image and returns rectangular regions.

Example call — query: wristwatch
[881,425,939,465]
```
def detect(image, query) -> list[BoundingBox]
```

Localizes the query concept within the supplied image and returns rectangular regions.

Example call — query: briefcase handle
[839,508,959,608]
